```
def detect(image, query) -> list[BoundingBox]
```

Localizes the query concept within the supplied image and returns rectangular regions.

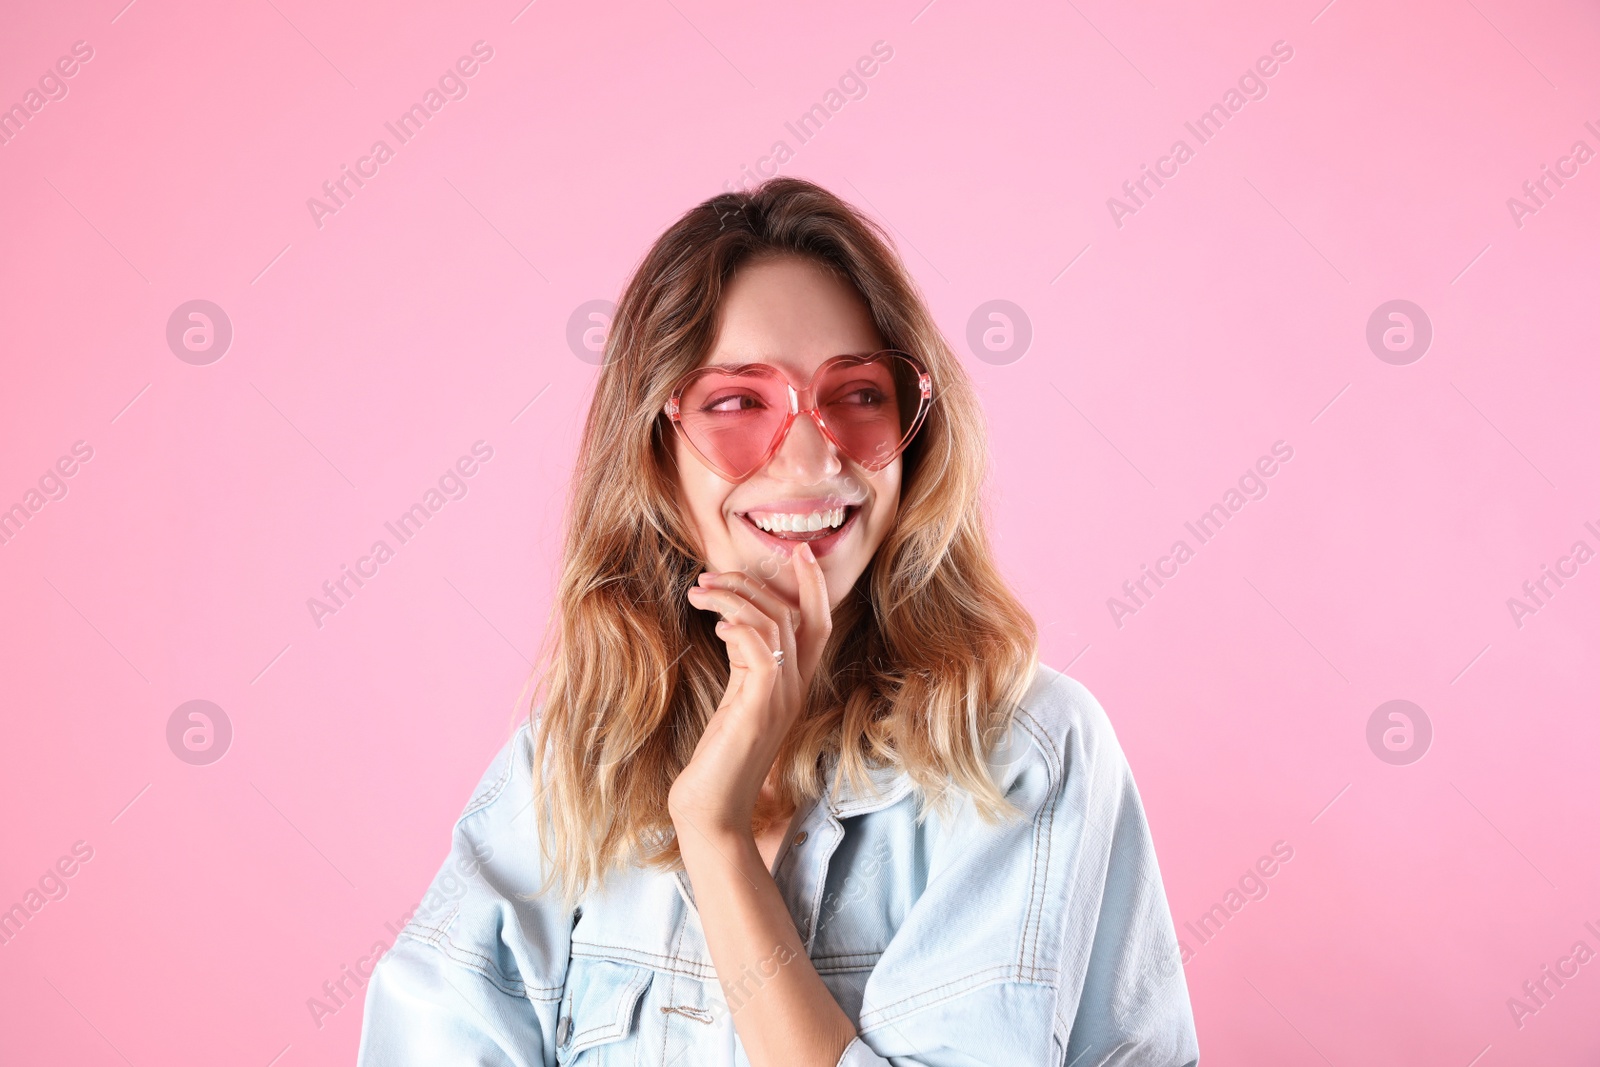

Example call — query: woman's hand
[669,541,833,842]
[669,541,861,1066]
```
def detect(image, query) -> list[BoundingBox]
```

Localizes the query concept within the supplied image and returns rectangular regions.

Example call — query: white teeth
[750,507,846,533]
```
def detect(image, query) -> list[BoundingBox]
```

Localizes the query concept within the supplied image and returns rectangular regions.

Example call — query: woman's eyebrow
[706,358,802,377]
[707,353,876,372]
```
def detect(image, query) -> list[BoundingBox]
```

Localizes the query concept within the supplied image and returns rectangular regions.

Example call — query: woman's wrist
[667,778,752,841]
[672,810,758,863]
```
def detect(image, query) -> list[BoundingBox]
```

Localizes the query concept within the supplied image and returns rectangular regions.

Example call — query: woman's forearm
[677,823,859,1067]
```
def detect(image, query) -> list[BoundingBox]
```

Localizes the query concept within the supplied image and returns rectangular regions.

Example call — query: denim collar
[669,752,914,912]
[823,750,916,818]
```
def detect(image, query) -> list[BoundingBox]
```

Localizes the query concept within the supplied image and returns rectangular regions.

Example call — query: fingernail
[698,573,714,585]
[800,543,815,562]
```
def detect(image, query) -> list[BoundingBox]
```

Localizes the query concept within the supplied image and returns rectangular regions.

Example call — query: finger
[698,572,797,657]
[687,585,783,652]
[697,572,801,709]
[704,572,796,639]
[713,620,782,704]
[792,542,832,677]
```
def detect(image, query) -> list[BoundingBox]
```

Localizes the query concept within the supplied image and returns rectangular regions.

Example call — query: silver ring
[771,647,785,668]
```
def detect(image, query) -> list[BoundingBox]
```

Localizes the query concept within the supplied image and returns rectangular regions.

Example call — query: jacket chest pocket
[555,958,654,1065]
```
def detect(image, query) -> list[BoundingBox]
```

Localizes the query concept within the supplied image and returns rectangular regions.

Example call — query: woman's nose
[765,411,841,478]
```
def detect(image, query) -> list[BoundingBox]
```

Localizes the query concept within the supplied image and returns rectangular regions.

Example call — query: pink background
[3,0,1598,1063]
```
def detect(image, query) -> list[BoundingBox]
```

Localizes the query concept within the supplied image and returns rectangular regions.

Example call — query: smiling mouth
[736,505,861,546]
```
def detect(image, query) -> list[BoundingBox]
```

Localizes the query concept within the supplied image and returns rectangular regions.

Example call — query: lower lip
[738,507,860,559]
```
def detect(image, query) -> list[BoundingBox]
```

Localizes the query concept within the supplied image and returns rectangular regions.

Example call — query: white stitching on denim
[565,964,651,1050]
[572,941,719,981]
[856,962,1057,1031]
[396,921,558,1001]
[656,902,692,1065]
[460,720,527,821]
[1012,708,1064,982]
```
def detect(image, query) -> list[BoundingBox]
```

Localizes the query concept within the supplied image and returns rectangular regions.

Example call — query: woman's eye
[705,393,762,413]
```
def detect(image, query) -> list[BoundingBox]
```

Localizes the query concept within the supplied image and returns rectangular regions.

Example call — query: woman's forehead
[707,257,883,370]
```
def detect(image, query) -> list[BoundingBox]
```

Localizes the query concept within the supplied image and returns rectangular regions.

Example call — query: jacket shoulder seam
[458,719,532,825]
[393,920,564,1002]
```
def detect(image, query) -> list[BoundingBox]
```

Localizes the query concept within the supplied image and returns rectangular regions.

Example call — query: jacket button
[556,1015,570,1046]
[793,831,808,846]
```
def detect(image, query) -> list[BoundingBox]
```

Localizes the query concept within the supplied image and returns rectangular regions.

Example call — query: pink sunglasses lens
[677,368,791,479]
[677,354,925,480]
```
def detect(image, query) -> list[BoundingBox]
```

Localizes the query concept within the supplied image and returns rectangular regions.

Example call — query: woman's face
[671,255,901,611]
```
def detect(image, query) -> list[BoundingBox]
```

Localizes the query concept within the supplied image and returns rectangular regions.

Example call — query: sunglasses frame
[662,349,934,484]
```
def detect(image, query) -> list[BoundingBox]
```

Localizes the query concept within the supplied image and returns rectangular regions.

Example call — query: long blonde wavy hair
[524,177,1039,899]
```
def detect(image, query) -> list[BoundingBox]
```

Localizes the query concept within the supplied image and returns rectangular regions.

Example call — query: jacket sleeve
[357,722,571,1067]
[838,670,1200,1067]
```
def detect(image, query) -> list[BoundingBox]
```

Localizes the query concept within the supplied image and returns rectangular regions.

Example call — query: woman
[357,178,1199,1066]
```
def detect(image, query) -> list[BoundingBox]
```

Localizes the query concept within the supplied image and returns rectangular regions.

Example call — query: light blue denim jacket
[356,663,1200,1066]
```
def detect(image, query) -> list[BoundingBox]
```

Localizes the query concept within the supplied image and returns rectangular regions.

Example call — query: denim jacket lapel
[669,751,914,917]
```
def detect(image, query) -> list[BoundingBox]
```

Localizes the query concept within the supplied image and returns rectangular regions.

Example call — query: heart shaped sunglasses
[663,350,933,484]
